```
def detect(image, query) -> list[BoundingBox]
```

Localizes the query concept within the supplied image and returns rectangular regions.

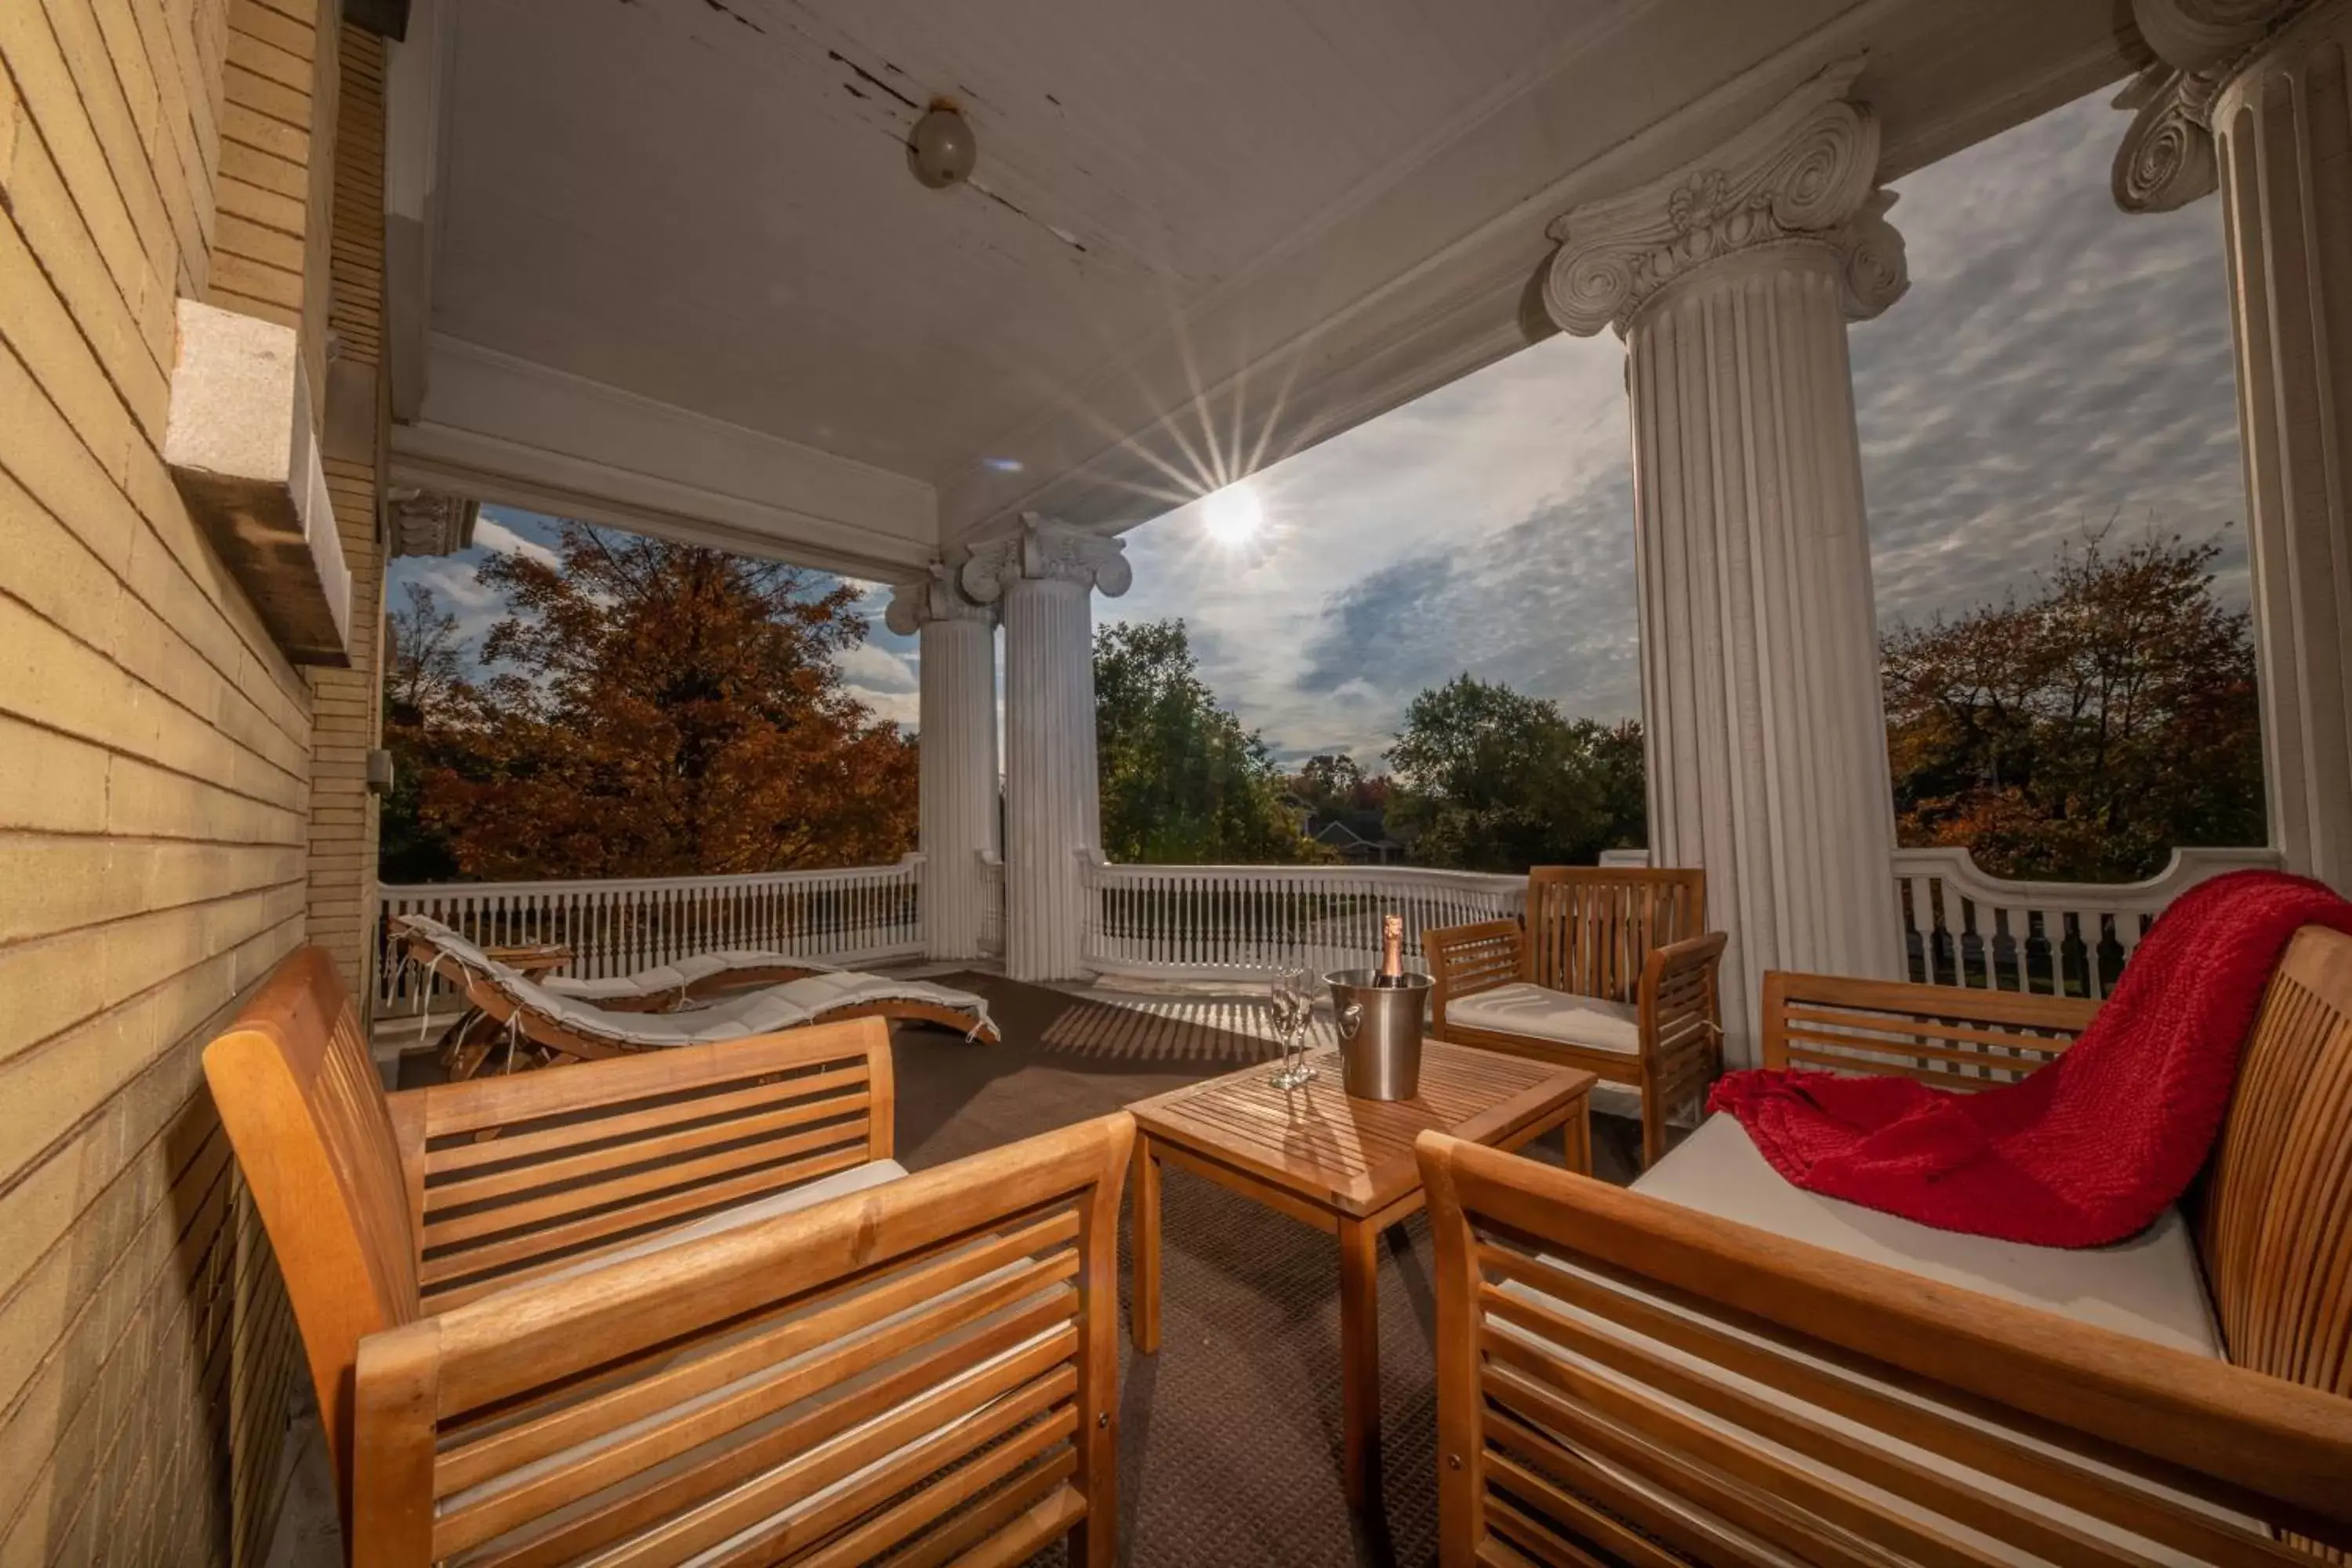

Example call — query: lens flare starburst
[1202,481,1265,546]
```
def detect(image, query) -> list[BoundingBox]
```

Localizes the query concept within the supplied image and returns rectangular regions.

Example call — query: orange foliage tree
[396,524,916,880]
[1882,528,2264,882]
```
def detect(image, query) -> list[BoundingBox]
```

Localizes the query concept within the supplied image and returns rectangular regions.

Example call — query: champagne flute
[1266,964,1317,1089]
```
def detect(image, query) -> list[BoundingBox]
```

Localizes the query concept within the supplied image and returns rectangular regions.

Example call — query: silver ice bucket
[1325,969,1432,1101]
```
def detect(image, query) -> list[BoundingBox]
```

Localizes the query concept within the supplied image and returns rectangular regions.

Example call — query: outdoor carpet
[894,973,1649,1568]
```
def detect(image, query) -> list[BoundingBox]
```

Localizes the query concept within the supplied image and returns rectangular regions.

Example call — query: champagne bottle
[1374,913,1406,989]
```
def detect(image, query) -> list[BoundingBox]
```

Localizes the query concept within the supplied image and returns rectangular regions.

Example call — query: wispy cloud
[1105,85,2241,764]
[474,515,561,571]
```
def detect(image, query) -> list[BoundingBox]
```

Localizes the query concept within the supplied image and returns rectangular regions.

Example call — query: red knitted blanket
[1706,869,2352,1247]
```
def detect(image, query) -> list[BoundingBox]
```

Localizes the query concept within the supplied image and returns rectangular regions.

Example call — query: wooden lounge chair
[205,947,1130,1567]
[1415,927,2352,1566]
[395,913,1000,1077]
[1426,868,1719,1170]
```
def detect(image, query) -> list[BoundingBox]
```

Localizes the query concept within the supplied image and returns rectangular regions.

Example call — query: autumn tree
[1094,619,1322,864]
[1882,528,2264,882]
[380,582,483,883]
[403,524,916,880]
[1385,675,1646,871]
[1288,754,1391,822]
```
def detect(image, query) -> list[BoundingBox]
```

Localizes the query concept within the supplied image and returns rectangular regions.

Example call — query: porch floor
[318,973,1657,1568]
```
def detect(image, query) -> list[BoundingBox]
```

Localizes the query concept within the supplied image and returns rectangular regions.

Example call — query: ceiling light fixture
[908,100,977,189]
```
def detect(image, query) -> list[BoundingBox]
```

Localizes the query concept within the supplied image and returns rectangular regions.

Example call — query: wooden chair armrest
[1639,931,1727,1109]
[383,1019,900,1310]
[1760,970,2100,1089]
[353,1112,1136,1568]
[1415,1131,2352,1557]
[1425,919,1524,1027]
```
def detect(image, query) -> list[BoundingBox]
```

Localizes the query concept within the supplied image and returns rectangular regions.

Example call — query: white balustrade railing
[977,851,1007,957]
[1893,845,2283,998]
[376,855,925,1017]
[372,842,2286,1018]
[1082,855,1524,983]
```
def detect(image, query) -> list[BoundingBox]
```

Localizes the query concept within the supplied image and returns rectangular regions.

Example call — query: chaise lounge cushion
[1447,982,1641,1054]
[398,914,996,1044]
[543,949,839,1000]
[507,971,997,1047]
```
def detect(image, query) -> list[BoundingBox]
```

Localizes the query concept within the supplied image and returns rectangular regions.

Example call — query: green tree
[1094,619,1322,863]
[1385,675,1646,871]
[1882,527,2264,881]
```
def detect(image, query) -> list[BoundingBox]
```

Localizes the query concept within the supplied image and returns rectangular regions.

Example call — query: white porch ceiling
[390,0,2144,576]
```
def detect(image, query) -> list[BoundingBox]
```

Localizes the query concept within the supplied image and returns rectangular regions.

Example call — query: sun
[1201,481,1265,546]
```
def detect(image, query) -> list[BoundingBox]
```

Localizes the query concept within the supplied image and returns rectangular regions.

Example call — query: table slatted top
[1126,1038,1592,1215]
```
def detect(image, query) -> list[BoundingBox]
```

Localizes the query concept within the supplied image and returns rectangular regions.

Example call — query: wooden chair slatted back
[2195,924,2352,1399]
[354,1113,1135,1568]
[201,947,420,1508]
[1525,868,1705,1004]
[408,1025,895,1310]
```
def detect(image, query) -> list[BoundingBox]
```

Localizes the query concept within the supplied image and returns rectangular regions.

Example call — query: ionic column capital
[2111,0,2335,214]
[959,513,1133,603]
[1543,56,1907,339]
[884,557,996,636]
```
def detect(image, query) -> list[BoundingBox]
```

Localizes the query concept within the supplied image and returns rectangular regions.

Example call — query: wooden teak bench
[1417,925,2352,1566]
[206,946,1129,1567]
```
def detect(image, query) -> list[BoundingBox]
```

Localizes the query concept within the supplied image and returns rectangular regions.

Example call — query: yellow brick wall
[0,0,361,1559]
[310,29,385,1015]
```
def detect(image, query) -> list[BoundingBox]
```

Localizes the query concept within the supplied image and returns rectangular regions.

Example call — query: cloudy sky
[393,85,2245,764]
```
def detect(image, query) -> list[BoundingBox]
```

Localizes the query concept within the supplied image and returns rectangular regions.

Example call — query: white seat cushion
[1487,1116,2246,1564]
[524,1157,908,1287]
[1448,982,1641,1054]
[1635,1116,2222,1355]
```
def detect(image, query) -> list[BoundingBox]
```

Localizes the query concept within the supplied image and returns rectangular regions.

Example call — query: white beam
[383,0,454,424]
[390,336,939,578]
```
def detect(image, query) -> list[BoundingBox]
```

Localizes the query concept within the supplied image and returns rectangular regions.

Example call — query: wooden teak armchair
[205,947,1130,1567]
[1426,867,1719,1168]
[1415,928,2352,1566]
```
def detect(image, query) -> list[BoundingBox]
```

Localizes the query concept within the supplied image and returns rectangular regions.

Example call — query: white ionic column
[887,564,999,961]
[1546,59,1909,1061]
[2115,0,2352,891]
[962,516,1131,981]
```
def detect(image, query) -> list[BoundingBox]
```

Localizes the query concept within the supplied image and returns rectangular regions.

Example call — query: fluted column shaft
[963,517,1130,982]
[890,570,999,961]
[1628,245,1906,1056]
[999,577,1099,979]
[2214,3,2352,889]
[1547,58,1909,1062]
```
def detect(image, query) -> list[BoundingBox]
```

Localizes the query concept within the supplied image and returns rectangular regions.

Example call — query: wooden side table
[1124,1039,1593,1508]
